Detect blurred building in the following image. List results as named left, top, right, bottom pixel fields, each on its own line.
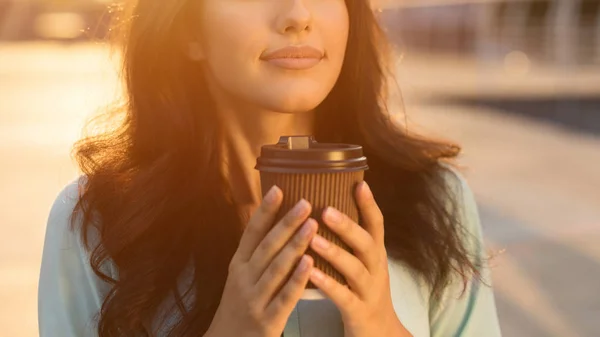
left=381, top=0, right=600, bottom=66
left=0, top=0, right=113, bottom=40
left=3, top=0, right=599, bottom=67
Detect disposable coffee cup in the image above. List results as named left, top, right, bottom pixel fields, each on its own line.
left=255, top=136, right=368, bottom=300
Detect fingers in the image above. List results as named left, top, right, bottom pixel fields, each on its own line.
left=265, top=254, right=314, bottom=318
left=355, top=182, right=385, bottom=245
left=309, top=266, right=358, bottom=318
left=322, top=207, right=380, bottom=273
left=235, top=186, right=283, bottom=262
left=309, top=234, right=370, bottom=299
left=248, top=199, right=312, bottom=279
left=255, top=218, right=318, bottom=306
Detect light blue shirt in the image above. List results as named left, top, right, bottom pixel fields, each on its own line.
left=38, top=172, right=502, bottom=336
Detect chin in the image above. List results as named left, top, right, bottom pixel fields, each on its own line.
left=260, top=88, right=331, bottom=114
left=265, top=99, right=321, bottom=114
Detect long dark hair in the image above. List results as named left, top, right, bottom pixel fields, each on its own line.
left=73, top=0, right=478, bottom=335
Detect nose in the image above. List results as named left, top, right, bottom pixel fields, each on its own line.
left=276, top=0, right=313, bottom=34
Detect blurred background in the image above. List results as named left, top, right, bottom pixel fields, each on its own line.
left=1, top=0, right=599, bottom=336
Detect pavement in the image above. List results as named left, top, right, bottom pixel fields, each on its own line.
left=1, top=42, right=599, bottom=337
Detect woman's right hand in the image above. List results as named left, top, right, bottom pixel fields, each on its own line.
left=205, top=186, right=318, bottom=337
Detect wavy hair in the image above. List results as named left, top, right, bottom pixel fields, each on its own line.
left=73, top=0, right=478, bottom=335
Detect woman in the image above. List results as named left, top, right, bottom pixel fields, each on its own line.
left=38, top=0, right=502, bottom=336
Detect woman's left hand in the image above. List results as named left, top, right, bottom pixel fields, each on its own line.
left=308, top=182, right=412, bottom=337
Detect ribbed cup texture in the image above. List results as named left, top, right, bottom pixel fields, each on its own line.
left=260, top=171, right=364, bottom=289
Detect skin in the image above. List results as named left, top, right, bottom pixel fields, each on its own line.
left=196, top=0, right=349, bottom=114
left=310, top=182, right=413, bottom=337
left=191, top=0, right=412, bottom=336
left=192, top=0, right=350, bottom=214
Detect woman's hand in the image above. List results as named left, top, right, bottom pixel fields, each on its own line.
left=206, top=186, right=318, bottom=337
left=308, top=182, right=412, bottom=337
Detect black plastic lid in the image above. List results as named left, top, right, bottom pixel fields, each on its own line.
left=255, top=136, right=368, bottom=173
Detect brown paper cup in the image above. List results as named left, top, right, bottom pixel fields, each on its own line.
left=255, top=136, right=368, bottom=300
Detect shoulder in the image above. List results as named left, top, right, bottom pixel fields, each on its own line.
left=43, top=177, right=88, bottom=257
left=385, top=165, right=486, bottom=335
left=386, top=163, right=483, bottom=272
left=44, top=177, right=107, bottom=254
left=44, top=176, right=111, bottom=268
left=438, top=163, right=477, bottom=211
left=42, top=176, right=117, bottom=281
left=39, top=177, right=114, bottom=335
left=386, top=164, right=501, bottom=336
left=430, top=166, right=502, bottom=336
left=47, top=178, right=83, bottom=234
left=438, top=164, right=484, bottom=254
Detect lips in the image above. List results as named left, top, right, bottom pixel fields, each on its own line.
left=260, top=45, right=324, bottom=70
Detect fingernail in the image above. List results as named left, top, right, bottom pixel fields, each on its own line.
left=300, top=219, right=315, bottom=237
left=312, top=235, right=330, bottom=250
left=361, top=182, right=373, bottom=199
left=293, top=199, right=310, bottom=217
left=299, top=255, right=311, bottom=272
left=323, top=207, right=342, bottom=224
left=264, top=186, right=280, bottom=204
left=310, top=268, right=325, bottom=282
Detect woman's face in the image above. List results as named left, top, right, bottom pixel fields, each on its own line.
left=194, top=0, right=349, bottom=113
